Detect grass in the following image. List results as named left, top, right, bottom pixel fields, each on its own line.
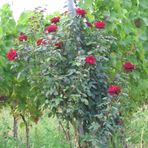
left=0, top=108, right=69, bottom=148
left=126, top=105, right=148, bottom=147
left=0, top=106, right=148, bottom=148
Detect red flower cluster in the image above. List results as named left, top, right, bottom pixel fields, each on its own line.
left=37, top=38, right=46, bottom=46
left=76, top=7, right=87, bottom=16
left=123, top=62, right=135, bottom=72
left=6, top=48, right=17, bottom=61
left=94, top=21, right=106, bottom=29
left=108, top=85, right=121, bottom=96
left=54, top=41, right=63, bottom=47
left=18, top=33, right=27, bottom=41
left=85, top=55, right=96, bottom=65
left=45, top=24, right=58, bottom=33
left=50, top=16, right=60, bottom=23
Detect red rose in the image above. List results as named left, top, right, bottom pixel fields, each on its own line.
left=108, top=85, right=121, bottom=96
left=85, top=22, right=93, bottom=28
left=6, top=48, right=17, bottom=61
left=76, top=8, right=87, bottom=16
left=123, top=62, right=135, bottom=72
left=94, top=21, right=106, bottom=29
left=85, top=55, right=96, bottom=65
left=45, top=24, right=58, bottom=33
left=50, top=16, right=60, bottom=23
left=37, top=38, right=46, bottom=46
left=18, top=32, right=27, bottom=41
left=54, top=41, right=63, bottom=47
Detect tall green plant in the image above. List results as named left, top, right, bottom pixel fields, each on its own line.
left=0, top=4, right=45, bottom=147
left=78, top=0, right=148, bottom=116
left=9, top=4, right=129, bottom=147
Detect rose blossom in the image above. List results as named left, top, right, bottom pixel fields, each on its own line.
left=50, top=16, right=60, bottom=23
left=6, top=48, right=17, bottom=61
left=37, top=38, right=46, bottom=46
left=45, top=24, right=58, bottom=33
left=123, top=62, right=135, bottom=72
left=85, top=55, right=96, bottom=65
left=18, top=32, right=27, bottom=41
left=76, top=8, right=87, bottom=16
left=108, top=85, right=121, bottom=96
left=94, top=21, right=106, bottom=29
left=54, top=41, right=64, bottom=47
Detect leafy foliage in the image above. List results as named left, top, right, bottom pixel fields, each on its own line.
left=7, top=5, right=126, bottom=147
left=78, top=0, right=148, bottom=116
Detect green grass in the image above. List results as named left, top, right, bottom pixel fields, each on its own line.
left=126, top=105, right=148, bottom=147
left=0, top=106, right=148, bottom=148
left=0, top=108, right=69, bottom=148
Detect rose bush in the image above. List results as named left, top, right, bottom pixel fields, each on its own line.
left=7, top=4, right=131, bottom=147
left=0, top=5, right=47, bottom=147
left=78, top=0, right=148, bottom=119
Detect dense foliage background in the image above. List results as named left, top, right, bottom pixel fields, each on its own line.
left=78, top=0, right=148, bottom=116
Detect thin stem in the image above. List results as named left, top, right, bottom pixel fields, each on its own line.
left=20, top=114, right=30, bottom=148
left=59, top=121, right=72, bottom=148
left=13, top=115, right=18, bottom=139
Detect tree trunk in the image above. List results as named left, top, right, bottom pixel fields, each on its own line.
left=72, top=119, right=81, bottom=148
left=13, top=115, right=18, bottom=139
left=59, top=121, right=72, bottom=148
left=21, top=114, right=30, bottom=148
left=66, top=122, right=72, bottom=148
left=74, top=127, right=81, bottom=148
left=72, top=119, right=90, bottom=148
left=78, top=119, right=88, bottom=148
left=25, top=123, right=30, bottom=148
